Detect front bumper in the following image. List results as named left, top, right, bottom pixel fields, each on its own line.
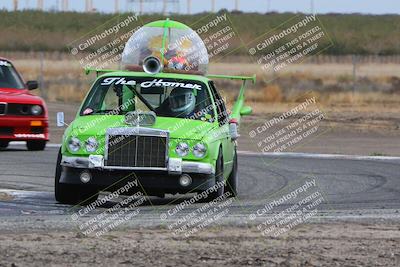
left=60, top=155, right=216, bottom=194
left=61, top=155, right=215, bottom=175
left=0, top=116, right=49, bottom=141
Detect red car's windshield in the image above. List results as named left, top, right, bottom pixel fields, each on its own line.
left=0, top=60, right=25, bottom=89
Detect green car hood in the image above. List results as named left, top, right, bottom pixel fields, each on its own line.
left=70, top=115, right=216, bottom=141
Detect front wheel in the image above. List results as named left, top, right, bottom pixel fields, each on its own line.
left=55, top=149, right=98, bottom=205
left=225, top=148, right=238, bottom=197
left=206, top=148, right=224, bottom=201
left=27, top=140, right=46, bottom=151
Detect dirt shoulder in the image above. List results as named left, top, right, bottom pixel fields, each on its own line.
left=0, top=222, right=399, bottom=266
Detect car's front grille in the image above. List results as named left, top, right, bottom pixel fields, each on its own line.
left=105, top=134, right=168, bottom=168
left=0, top=103, right=6, bottom=115
left=0, top=127, right=13, bottom=136
left=6, top=103, right=32, bottom=115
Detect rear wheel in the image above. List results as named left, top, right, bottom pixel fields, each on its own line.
left=27, top=140, right=46, bottom=151
left=225, top=148, right=238, bottom=197
left=55, top=149, right=98, bottom=205
left=206, top=148, right=224, bottom=201
left=0, top=141, right=9, bottom=149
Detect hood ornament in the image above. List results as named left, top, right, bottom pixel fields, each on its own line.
left=124, top=111, right=156, bottom=127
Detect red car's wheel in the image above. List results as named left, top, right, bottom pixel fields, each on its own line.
left=27, top=140, right=46, bottom=151
left=0, top=140, right=9, bottom=149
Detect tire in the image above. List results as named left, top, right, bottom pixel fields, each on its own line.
left=27, top=140, right=46, bottom=151
left=225, top=148, right=238, bottom=197
left=206, top=148, right=224, bottom=201
left=55, top=149, right=98, bottom=205
left=0, top=141, right=9, bottom=149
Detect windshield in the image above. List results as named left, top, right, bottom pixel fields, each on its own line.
left=80, top=76, right=214, bottom=121
left=0, top=60, right=25, bottom=89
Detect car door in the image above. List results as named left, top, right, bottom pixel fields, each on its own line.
left=208, top=81, right=234, bottom=177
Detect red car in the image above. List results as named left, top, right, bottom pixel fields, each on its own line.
left=0, top=57, right=48, bottom=150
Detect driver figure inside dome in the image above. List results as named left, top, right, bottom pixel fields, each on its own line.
left=169, top=88, right=196, bottom=116
left=156, top=88, right=198, bottom=118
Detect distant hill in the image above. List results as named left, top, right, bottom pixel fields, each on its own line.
left=1, top=10, right=399, bottom=55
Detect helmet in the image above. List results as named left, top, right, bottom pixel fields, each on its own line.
left=169, top=88, right=196, bottom=116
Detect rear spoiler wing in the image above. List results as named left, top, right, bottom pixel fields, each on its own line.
left=206, top=74, right=256, bottom=84
left=85, top=68, right=116, bottom=76
left=207, top=74, right=256, bottom=122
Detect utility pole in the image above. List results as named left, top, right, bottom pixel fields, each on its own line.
left=114, top=0, right=119, bottom=13
left=62, top=0, right=68, bottom=11
left=187, top=0, right=191, bottom=14
left=211, top=0, right=215, bottom=12
left=85, top=0, right=93, bottom=12
left=37, top=0, right=43, bottom=10
left=310, top=0, right=314, bottom=15
left=162, top=0, right=167, bottom=15
left=13, top=0, right=18, bottom=11
left=234, top=0, right=239, bottom=10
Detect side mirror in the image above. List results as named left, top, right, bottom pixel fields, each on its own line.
left=26, top=80, right=39, bottom=90
left=229, top=119, right=239, bottom=141
left=57, top=112, right=65, bottom=127
left=240, top=106, right=252, bottom=116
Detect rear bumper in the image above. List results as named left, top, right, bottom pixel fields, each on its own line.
left=0, top=116, right=49, bottom=141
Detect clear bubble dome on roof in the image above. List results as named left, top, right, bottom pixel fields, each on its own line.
left=121, top=20, right=209, bottom=75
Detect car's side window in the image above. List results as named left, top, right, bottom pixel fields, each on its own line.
left=209, top=81, right=228, bottom=126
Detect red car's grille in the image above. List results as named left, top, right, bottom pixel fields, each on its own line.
left=6, top=103, right=32, bottom=115
left=0, top=127, right=13, bottom=136
left=0, top=103, right=6, bottom=115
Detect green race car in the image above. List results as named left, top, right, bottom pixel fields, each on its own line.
left=55, top=19, right=255, bottom=205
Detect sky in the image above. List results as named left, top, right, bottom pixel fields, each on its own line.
left=2, top=0, right=400, bottom=15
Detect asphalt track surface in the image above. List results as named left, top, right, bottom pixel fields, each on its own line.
left=0, top=144, right=400, bottom=232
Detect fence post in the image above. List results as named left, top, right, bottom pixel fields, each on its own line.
left=352, top=54, right=358, bottom=93
left=39, top=51, right=46, bottom=100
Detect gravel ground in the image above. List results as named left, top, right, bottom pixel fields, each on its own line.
left=1, top=223, right=399, bottom=267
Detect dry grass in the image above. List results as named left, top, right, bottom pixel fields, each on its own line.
left=9, top=58, right=400, bottom=113
left=210, top=62, right=400, bottom=80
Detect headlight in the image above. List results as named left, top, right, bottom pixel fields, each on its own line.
left=68, top=137, right=81, bottom=152
left=175, top=142, right=189, bottom=157
left=193, top=143, right=207, bottom=158
left=85, top=137, right=98, bottom=152
left=31, top=105, right=43, bottom=115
